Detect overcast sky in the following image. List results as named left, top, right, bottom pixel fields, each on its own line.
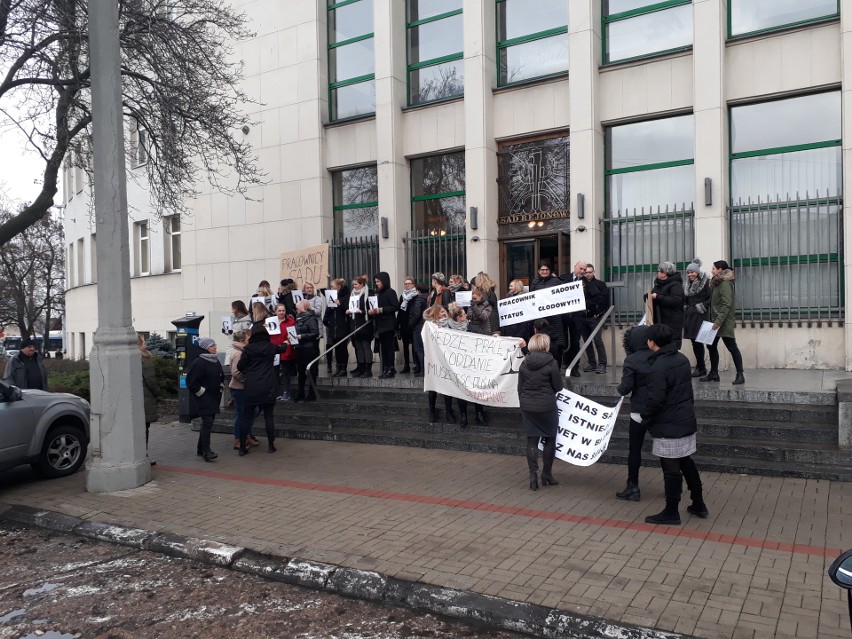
left=0, top=126, right=52, bottom=209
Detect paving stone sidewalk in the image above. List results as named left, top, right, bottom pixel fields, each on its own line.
left=1, top=423, right=850, bottom=639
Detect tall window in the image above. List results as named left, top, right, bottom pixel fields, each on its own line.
left=603, top=0, right=693, bottom=64
left=332, top=166, right=379, bottom=238
left=90, top=234, right=97, bottom=283
left=76, top=238, right=85, bottom=285
left=496, top=0, right=568, bottom=86
left=328, top=0, right=376, bottom=121
left=411, top=151, right=465, bottom=233
left=67, top=243, right=75, bottom=287
left=729, top=0, right=839, bottom=38
left=604, top=114, right=695, bottom=320
left=164, top=216, right=181, bottom=272
left=135, top=221, right=150, bottom=276
left=131, top=119, right=148, bottom=167
left=407, top=0, right=463, bottom=106
left=730, top=91, right=842, bottom=320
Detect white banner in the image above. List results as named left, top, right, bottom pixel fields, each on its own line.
left=551, top=390, right=623, bottom=467
left=695, top=320, right=719, bottom=345
left=497, top=281, right=586, bottom=327
left=422, top=322, right=524, bottom=408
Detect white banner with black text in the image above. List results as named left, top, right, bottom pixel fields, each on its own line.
left=497, top=281, right=586, bottom=327
left=548, top=390, right=623, bottom=467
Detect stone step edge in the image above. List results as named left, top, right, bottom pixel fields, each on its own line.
left=0, top=504, right=690, bottom=639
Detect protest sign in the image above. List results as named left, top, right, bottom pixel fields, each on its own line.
left=221, top=316, right=233, bottom=334
left=265, top=317, right=281, bottom=335
left=497, top=281, right=586, bottom=327
left=291, top=290, right=305, bottom=306
left=326, top=289, right=339, bottom=308
left=287, top=326, right=299, bottom=345
left=348, top=297, right=361, bottom=315
left=422, top=322, right=523, bottom=408
left=550, top=390, right=623, bottom=467
left=368, top=295, right=379, bottom=311
left=695, top=321, right=719, bottom=345
left=279, top=244, right=329, bottom=290
left=455, top=291, right=472, bottom=307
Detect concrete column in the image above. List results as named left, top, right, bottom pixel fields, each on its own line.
left=841, top=7, right=852, bottom=370
left=463, top=0, right=498, bottom=284
left=568, top=0, right=603, bottom=268
left=86, top=1, right=150, bottom=492
left=692, top=0, right=729, bottom=263
left=375, top=0, right=408, bottom=284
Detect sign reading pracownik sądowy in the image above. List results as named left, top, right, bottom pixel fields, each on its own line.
left=547, top=390, right=623, bottom=466
left=422, top=322, right=525, bottom=408
left=497, top=281, right=586, bottom=327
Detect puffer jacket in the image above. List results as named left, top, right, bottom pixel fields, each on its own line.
left=295, top=310, right=320, bottom=347
left=186, top=354, right=224, bottom=416
left=372, top=272, right=399, bottom=335
left=616, top=326, right=654, bottom=414
left=641, top=342, right=697, bottom=439
left=517, top=351, right=564, bottom=413
left=651, top=273, right=685, bottom=336
left=238, top=330, right=288, bottom=405
left=709, top=269, right=737, bottom=338
left=407, top=292, right=428, bottom=335
left=304, top=293, right=325, bottom=338
left=467, top=298, right=493, bottom=335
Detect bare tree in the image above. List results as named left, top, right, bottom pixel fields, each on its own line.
left=0, top=203, right=65, bottom=339
left=0, top=0, right=263, bottom=245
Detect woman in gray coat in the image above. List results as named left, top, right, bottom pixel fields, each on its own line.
left=138, top=334, right=160, bottom=465
left=517, top=333, right=567, bottom=491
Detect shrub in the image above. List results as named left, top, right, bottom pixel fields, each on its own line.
left=43, top=353, right=179, bottom=401
left=147, top=332, right=175, bottom=359
left=153, top=356, right=179, bottom=397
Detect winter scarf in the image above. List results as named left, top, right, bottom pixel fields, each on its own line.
left=199, top=352, right=221, bottom=366
left=400, top=287, right=419, bottom=310
left=448, top=317, right=469, bottom=332
left=684, top=272, right=710, bottom=314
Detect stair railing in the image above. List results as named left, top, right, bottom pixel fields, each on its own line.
left=305, top=318, right=375, bottom=432
left=566, top=305, right=615, bottom=378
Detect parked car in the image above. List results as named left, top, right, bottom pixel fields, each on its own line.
left=0, top=380, right=90, bottom=478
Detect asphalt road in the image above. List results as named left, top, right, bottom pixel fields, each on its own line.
left=0, top=522, right=525, bottom=639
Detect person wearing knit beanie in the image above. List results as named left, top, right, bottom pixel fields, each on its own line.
left=683, top=258, right=710, bottom=378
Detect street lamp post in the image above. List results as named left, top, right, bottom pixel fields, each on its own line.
left=85, top=0, right=150, bottom=492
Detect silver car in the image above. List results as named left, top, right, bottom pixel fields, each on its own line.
left=0, top=380, right=90, bottom=478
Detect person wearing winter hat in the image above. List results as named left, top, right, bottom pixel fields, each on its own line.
left=427, top=272, right=452, bottom=308
left=700, top=260, right=745, bottom=385
left=185, top=337, right=224, bottom=462
left=276, top=279, right=298, bottom=318
left=1, top=337, right=48, bottom=390
left=683, top=259, right=711, bottom=377
left=648, top=261, right=685, bottom=350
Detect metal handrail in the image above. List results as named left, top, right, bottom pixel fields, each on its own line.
left=305, top=316, right=375, bottom=431
left=566, top=305, right=614, bottom=377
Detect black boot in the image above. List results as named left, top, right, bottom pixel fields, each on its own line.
left=526, top=438, right=540, bottom=491
left=203, top=450, right=217, bottom=462
left=691, top=366, right=707, bottom=378
left=732, top=372, right=745, bottom=385
left=475, top=408, right=488, bottom=426
left=459, top=412, right=468, bottom=427
left=616, top=482, right=641, bottom=501
left=333, top=367, right=347, bottom=378
left=361, top=366, right=373, bottom=378
left=699, top=371, right=720, bottom=382
left=326, top=362, right=333, bottom=375
left=445, top=408, right=456, bottom=424
left=541, top=438, right=559, bottom=486
left=529, top=471, right=539, bottom=491
left=681, top=457, right=709, bottom=518
left=350, top=365, right=362, bottom=377
left=428, top=408, right=438, bottom=423
left=401, top=365, right=411, bottom=374
left=645, top=471, right=682, bottom=525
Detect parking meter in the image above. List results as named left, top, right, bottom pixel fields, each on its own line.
left=171, top=314, right=205, bottom=423
left=828, top=549, right=852, bottom=632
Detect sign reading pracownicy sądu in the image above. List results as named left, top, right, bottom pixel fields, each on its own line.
left=549, top=390, right=623, bottom=466
left=497, top=281, right=586, bottom=327
left=422, top=322, right=525, bottom=408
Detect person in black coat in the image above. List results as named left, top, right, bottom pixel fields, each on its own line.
left=186, top=337, right=225, bottom=462
left=427, top=272, right=453, bottom=308
left=640, top=324, right=707, bottom=526
left=518, top=333, right=568, bottom=491
left=294, top=300, right=321, bottom=402
left=581, top=263, right=609, bottom=374
left=326, top=278, right=351, bottom=377
left=237, top=323, right=288, bottom=455
left=683, top=259, right=711, bottom=377
left=407, top=284, right=429, bottom=377
left=532, top=318, right=564, bottom=367
left=276, top=279, right=298, bottom=318
left=346, top=275, right=373, bottom=378
left=614, top=325, right=654, bottom=502
left=529, top=262, right=567, bottom=360
left=397, top=275, right=418, bottom=374
left=649, top=262, right=685, bottom=350
left=369, top=271, right=400, bottom=379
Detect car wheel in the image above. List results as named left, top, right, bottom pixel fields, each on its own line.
left=37, top=424, right=87, bottom=479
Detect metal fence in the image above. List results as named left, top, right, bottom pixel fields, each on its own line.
left=603, top=205, right=695, bottom=325
left=328, top=234, right=380, bottom=282
left=404, top=225, right=467, bottom=285
left=731, top=193, right=843, bottom=326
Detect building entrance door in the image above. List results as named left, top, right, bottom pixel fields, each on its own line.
left=500, top=233, right=569, bottom=290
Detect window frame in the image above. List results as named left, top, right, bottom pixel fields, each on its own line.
left=327, top=0, right=376, bottom=123
left=727, top=0, right=840, bottom=40
left=136, top=221, right=150, bottom=276
left=410, top=151, right=466, bottom=234
left=331, top=165, right=380, bottom=239
left=495, top=0, right=568, bottom=88
left=164, top=216, right=182, bottom=273
left=406, top=2, right=464, bottom=107
left=602, top=0, right=693, bottom=66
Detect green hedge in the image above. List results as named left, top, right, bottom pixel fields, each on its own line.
left=43, top=357, right=179, bottom=402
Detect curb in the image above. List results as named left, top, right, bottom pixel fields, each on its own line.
left=0, top=503, right=692, bottom=639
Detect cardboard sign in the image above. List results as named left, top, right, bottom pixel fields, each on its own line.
left=497, top=281, right=586, bottom=327
left=422, top=322, right=524, bottom=408
left=279, top=243, right=329, bottom=290
left=551, top=390, right=624, bottom=467
left=265, top=317, right=281, bottom=335
left=454, top=291, right=472, bottom=308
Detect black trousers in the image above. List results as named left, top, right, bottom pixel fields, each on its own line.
left=197, top=413, right=214, bottom=455
left=296, top=345, right=320, bottom=398
left=242, top=402, right=274, bottom=446
left=334, top=338, right=349, bottom=369
left=564, top=313, right=584, bottom=370
left=626, top=418, right=648, bottom=484
left=708, top=334, right=744, bottom=373
left=427, top=391, right=453, bottom=411
left=378, top=330, right=396, bottom=372
left=581, top=316, right=607, bottom=366
left=353, top=338, right=372, bottom=367
left=690, top=339, right=706, bottom=368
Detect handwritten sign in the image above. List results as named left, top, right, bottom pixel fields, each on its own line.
left=265, top=317, right=281, bottom=335
left=455, top=291, right=472, bottom=308
left=497, top=281, right=586, bottom=327
left=422, top=322, right=524, bottom=408
left=695, top=320, right=719, bottom=345
left=326, top=290, right=339, bottom=308
left=551, top=390, right=623, bottom=467
left=279, top=244, right=329, bottom=290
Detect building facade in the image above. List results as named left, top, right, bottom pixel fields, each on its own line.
left=64, top=0, right=852, bottom=370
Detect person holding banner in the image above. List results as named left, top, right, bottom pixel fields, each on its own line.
left=423, top=304, right=456, bottom=423
left=369, top=272, right=400, bottom=379
left=500, top=280, right=532, bottom=343
left=518, top=333, right=566, bottom=490
left=700, top=260, right=745, bottom=385
left=641, top=324, right=708, bottom=525
left=472, top=272, right=501, bottom=335
left=467, top=287, right=494, bottom=335
left=347, top=275, right=374, bottom=378
left=530, top=262, right=568, bottom=369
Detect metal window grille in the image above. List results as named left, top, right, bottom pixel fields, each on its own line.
left=328, top=234, right=380, bottom=283
left=404, top=225, right=467, bottom=286
left=603, top=204, right=694, bottom=325
left=731, top=192, right=843, bottom=326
